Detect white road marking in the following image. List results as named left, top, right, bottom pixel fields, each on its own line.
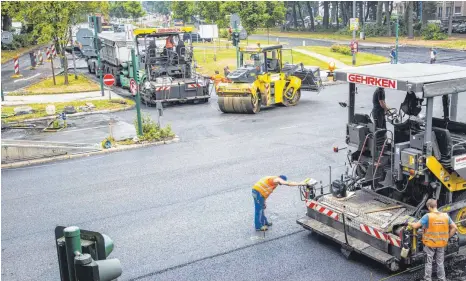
left=279, top=125, right=299, bottom=130
left=61, top=125, right=108, bottom=133
left=13, top=73, right=41, bottom=83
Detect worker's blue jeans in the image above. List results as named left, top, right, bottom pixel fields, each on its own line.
left=252, top=189, right=269, bottom=229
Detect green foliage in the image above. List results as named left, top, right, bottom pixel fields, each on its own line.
left=144, top=1, right=170, bottom=15
left=330, top=44, right=351, bottom=56
left=1, top=33, right=35, bottom=50
left=421, top=23, right=447, bottom=40
left=171, top=1, right=193, bottom=24
left=135, top=114, right=175, bottom=142
left=219, top=28, right=229, bottom=39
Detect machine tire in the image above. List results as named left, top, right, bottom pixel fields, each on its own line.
left=283, top=88, right=301, bottom=106
left=451, top=190, right=466, bottom=246
left=217, top=94, right=260, bottom=114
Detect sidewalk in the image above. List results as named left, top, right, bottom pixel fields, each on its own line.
left=293, top=48, right=349, bottom=68
left=2, top=90, right=125, bottom=106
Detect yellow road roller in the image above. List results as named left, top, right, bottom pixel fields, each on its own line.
left=216, top=45, right=322, bottom=114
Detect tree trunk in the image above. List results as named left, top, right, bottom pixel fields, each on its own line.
left=448, top=1, right=454, bottom=36
left=407, top=1, right=414, bottom=39
left=385, top=1, right=391, bottom=36
left=359, top=1, right=364, bottom=26
left=2, top=15, right=12, bottom=31
left=342, top=2, right=348, bottom=26
left=365, top=1, right=371, bottom=21
left=306, top=1, right=315, bottom=31
left=421, top=1, right=427, bottom=28
left=376, top=1, right=383, bottom=26
left=323, top=1, right=330, bottom=29
left=292, top=2, right=299, bottom=29
left=336, top=1, right=340, bottom=29
left=297, top=2, right=305, bottom=29
left=330, top=2, right=336, bottom=26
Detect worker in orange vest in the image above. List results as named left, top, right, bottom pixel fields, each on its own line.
left=166, top=35, right=174, bottom=50
left=409, top=199, right=457, bottom=281
left=252, top=175, right=311, bottom=231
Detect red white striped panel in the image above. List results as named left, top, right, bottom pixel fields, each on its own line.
left=359, top=224, right=401, bottom=248
left=155, top=87, right=171, bottom=91
left=306, top=200, right=339, bottom=221
left=188, top=84, right=202, bottom=88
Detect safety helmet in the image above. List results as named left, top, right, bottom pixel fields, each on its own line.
left=331, top=180, right=347, bottom=198
left=279, top=175, right=287, bottom=181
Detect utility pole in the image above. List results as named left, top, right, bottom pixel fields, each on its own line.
left=131, top=48, right=143, bottom=136
left=352, top=0, right=356, bottom=66
left=395, top=15, right=399, bottom=64
left=93, top=16, right=104, bottom=97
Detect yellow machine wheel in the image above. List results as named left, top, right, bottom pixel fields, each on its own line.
left=218, top=95, right=260, bottom=114
left=283, top=88, right=301, bottom=106
left=455, top=207, right=466, bottom=235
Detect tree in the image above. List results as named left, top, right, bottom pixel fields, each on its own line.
left=109, top=1, right=144, bottom=19
left=335, top=1, right=339, bottom=29
left=305, top=1, right=315, bottom=31
left=297, top=2, right=305, bottom=29
left=384, top=1, right=391, bottom=36
left=406, top=1, right=414, bottom=39
left=291, top=2, right=299, bottom=29
left=144, top=1, right=170, bottom=15
left=323, top=1, right=329, bottom=29
left=171, top=2, right=193, bottom=24
left=376, top=1, right=383, bottom=26
left=7, top=1, right=108, bottom=85
left=264, top=1, right=286, bottom=30
left=447, top=1, right=454, bottom=36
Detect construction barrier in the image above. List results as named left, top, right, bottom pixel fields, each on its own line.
left=46, top=47, right=51, bottom=62
left=37, top=50, right=44, bottom=65
left=11, top=56, right=22, bottom=78
left=51, top=44, right=57, bottom=58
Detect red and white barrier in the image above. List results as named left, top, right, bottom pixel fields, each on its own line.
left=155, top=86, right=171, bottom=92
left=187, top=83, right=202, bottom=89
left=359, top=224, right=401, bottom=248
left=51, top=44, right=57, bottom=58
left=11, top=56, right=22, bottom=78
left=46, top=47, right=51, bottom=61
left=306, top=200, right=340, bottom=221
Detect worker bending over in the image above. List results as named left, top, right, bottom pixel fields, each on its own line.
left=409, top=199, right=457, bottom=281
left=252, top=175, right=309, bottom=231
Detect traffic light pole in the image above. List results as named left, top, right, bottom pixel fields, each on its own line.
left=64, top=226, right=81, bottom=281
left=131, top=48, right=143, bottom=136
left=93, top=16, right=104, bottom=97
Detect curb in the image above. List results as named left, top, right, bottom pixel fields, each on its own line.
left=3, top=105, right=135, bottom=125
left=1, top=136, right=180, bottom=169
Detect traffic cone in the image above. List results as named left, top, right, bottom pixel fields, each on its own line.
left=11, top=55, right=23, bottom=78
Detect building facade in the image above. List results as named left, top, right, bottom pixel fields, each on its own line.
left=437, top=1, right=466, bottom=19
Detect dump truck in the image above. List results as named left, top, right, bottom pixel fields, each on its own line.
left=87, top=32, right=143, bottom=90
left=215, top=45, right=323, bottom=114
left=297, top=63, right=466, bottom=271
left=133, top=27, right=210, bottom=106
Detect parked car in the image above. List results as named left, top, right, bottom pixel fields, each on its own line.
left=183, top=33, right=212, bottom=42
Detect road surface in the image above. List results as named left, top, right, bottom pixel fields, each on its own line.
left=3, top=82, right=466, bottom=281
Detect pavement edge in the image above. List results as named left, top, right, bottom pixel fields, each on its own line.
left=1, top=136, right=180, bottom=169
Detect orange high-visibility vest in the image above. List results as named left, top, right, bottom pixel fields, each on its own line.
left=166, top=36, right=174, bottom=49
left=422, top=212, right=450, bottom=248
left=253, top=176, right=278, bottom=199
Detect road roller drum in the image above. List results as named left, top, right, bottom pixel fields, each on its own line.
left=217, top=95, right=260, bottom=114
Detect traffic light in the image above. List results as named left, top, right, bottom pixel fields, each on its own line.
left=232, top=32, right=240, bottom=47
left=55, top=226, right=122, bottom=281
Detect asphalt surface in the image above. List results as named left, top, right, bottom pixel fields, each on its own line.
left=3, top=82, right=466, bottom=281
left=250, top=35, right=466, bottom=67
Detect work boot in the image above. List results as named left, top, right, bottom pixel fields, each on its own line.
left=256, top=226, right=268, bottom=231
left=266, top=222, right=273, bottom=227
